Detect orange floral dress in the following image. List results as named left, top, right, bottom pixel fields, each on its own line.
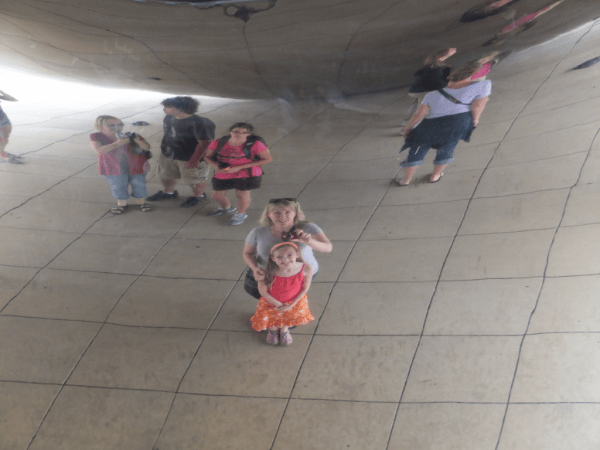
left=250, top=265, right=314, bottom=331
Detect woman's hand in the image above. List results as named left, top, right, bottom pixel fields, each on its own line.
left=402, top=127, right=411, bottom=138
left=221, top=166, right=243, bottom=173
left=116, top=137, right=129, bottom=146
left=291, top=230, right=312, bottom=245
left=253, top=267, right=266, bottom=281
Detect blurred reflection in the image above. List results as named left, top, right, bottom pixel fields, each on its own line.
left=0, top=89, right=23, bottom=165
left=483, top=0, right=566, bottom=46
left=460, top=0, right=523, bottom=23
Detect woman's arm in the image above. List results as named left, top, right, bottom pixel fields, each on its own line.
left=90, top=137, right=129, bottom=155
left=258, top=280, right=282, bottom=307
left=277, top=264, right=313, bottom=311
left=0, top=90, right=17, bottom=101
left=470, top=97, right=489, bottom=126
left=221, top=149, right=272, bottom=174
left=243, top=242, right=265, bottom=279
left=292, top=231, right=333, bottom=253
left=403, top=104, right=429, bottom=138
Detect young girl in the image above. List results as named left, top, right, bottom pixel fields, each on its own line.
left=250, top=242, right=314, bottom=345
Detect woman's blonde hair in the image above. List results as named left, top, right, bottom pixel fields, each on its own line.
left=259, top=199, right=307, bottom=227
left=94, top=115, right=121, bottom=131
left=448, top=62, right=484, bottom=82
left=264, top=242, right=304, bottom=287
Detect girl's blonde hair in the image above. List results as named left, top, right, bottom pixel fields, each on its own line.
left=264, top=242, right=304, bottom=287
left=94, top=115, right=121, bottom=131
left=259, top=199, right=308, bottom=228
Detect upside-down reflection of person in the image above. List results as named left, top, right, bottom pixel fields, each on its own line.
left=396, top=63, right=491, bottom=186
left=482, top=0, right=565, bottom=46
left=460, top=0, right=523, bottom=23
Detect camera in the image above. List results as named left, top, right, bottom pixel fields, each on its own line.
left=282, top=230, right=300, bottom=240
left=116, top=131, right=134, bottom=139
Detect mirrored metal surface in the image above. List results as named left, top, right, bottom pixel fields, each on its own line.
left=0, top=0, right=598, bottom=99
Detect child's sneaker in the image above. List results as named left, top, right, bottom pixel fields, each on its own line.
left=227, top=213, right=248, bottom=226
left=206, top=206, right=237, bottom=216
left=266, top=330, right=279, bottom=345
left=279, top=330, right=293, bottom=346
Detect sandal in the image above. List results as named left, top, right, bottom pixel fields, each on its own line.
left=429, top=172, right=443, bottom=183
left=266, top=330, right=279, bottom=345
left=279, top=330, right=293, bottom=346
left=139, top=203, right=152, bottom=212
left=110, top=205, right=128, bottom=215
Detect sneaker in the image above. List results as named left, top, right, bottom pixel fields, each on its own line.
left=266, top=330, right=279, bottom=345
left=227, top=213, right=248, bottom=226
left=279, top=330, right=293, bottom=345
left=146, top=190, right=179, bottom=201
left=180, top=194, right=206, bottom=208
left=206, top=206, right=237, bottom=216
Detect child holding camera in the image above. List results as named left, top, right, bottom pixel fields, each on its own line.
left=250, top=242, right=314, bottom=345
left=90, top=115, right=152, bottom=214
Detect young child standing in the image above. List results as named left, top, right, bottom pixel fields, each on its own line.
left=250, top=242, right=314, bottom=345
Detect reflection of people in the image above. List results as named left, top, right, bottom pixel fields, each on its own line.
left=397, top=63, right=491, bottom=186
left=242, top=199, right=332, bottom=298
left=204, top=123, right=272, bottom=226
left=0, top=89, right=23, bottom=164
left=483, top=0, right=565, bottom=46
left=460, top=0, right=523, bottom=23
left=90, top=116, right=152, bottom=214
left=147, top=96, right=215, bottom=208
left=404, top=48, right=456, bottom=124
left=250, top=242, right=314, bottom=346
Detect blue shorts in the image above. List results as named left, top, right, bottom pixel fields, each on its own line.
left=104, top=173, right=148, bottom=200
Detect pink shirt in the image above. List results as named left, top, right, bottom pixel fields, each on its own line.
left=209, top=139, right=268, bottom=179
left=90, top=132, right=150, bottom=176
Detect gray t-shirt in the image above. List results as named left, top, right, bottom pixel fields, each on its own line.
left=245, top=223, right=324, bottom=273
left=423, top=80, right=492, bottom=119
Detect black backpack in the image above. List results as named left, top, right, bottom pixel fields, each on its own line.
left=213, top=135, right=266, bottom=175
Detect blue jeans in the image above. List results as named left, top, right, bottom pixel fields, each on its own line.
left=104, top=173, right=148, bottom=200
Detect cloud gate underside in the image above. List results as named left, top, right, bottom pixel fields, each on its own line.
left=1, top=0, right=598, bottom=99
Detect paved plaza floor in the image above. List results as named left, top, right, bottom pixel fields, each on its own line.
left=1, top=22, right=600, bottom=450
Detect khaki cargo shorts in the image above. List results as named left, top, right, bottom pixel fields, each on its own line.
left=157, top=153, right=211, bottom=184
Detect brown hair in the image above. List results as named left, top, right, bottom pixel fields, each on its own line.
left=264, top=243, right=304, bottom=287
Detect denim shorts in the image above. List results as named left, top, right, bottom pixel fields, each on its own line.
left=104, top=173, right=148, bottom=200
left=400, top=143, right=456, bottom=167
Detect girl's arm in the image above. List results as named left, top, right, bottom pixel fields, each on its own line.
left=277, top=264, right=313, bottom=312
left=90, top=137, right=129, bottom=155
left=470, top=97, right=489, bottom=126
left=203, top=144, right=223, bottom=172
left=132, top=134, right=151, bottom=150
left=242, top=243, right=265, bottom=280
left=402, top=103, right=429, bottom=138
left=0, top=90, right=17, bottom=101
left=221, top=149, right=272, bottom=173
left=292, top=231, right=332, bottom=253
left=258, top=280, right=283, bottom=307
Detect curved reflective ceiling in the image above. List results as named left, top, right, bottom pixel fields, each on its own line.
left=1, top=0, right=598, bottom=99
